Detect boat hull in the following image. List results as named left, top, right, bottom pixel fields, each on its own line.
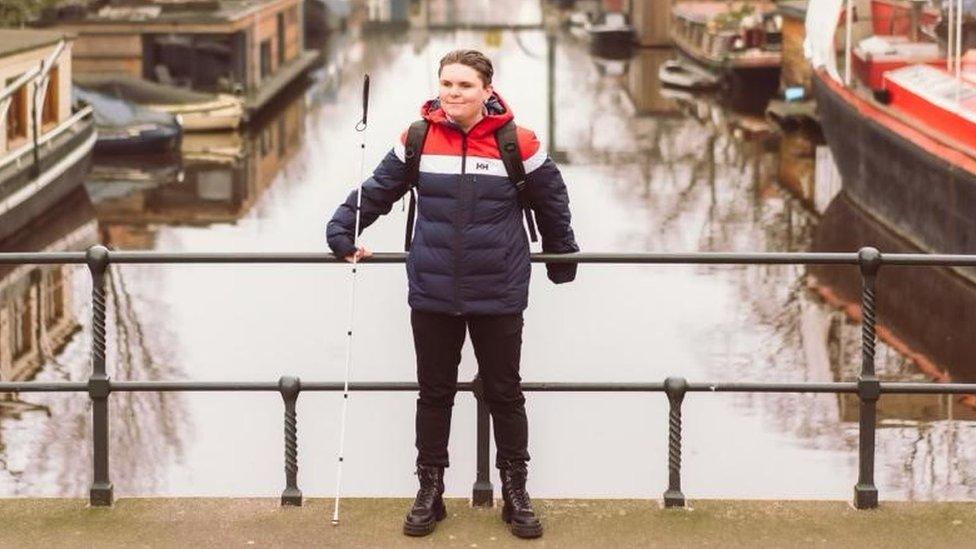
left=176, top=112, right=242, bottom=131
left=0, top=114, right=96, bottom=243
left=812, top=69, right=976, bottom=263
left=94, top=125, right=181, bottom=156
left=149, top=95, right=244, bottom=132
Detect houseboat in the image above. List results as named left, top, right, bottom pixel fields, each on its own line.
left=668, top=1, right=782, bottom=112
left=808, top=0, right=976, bottom=278
left=0, top=29, right=96, bottom=243
left=42, top=0, right=318, bottom=121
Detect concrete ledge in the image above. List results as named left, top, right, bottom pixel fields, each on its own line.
left=0, top=498, right=974, bottom=547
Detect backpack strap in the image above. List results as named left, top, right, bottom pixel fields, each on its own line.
left=495, top=119, right=538, bottom=243
left=403, top=119, right=429, bottom=251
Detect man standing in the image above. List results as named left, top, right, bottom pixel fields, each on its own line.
left=327, top=49, right=578, bottom=539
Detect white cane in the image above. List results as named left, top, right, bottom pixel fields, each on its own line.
left=332, top=74, right=370, bottom=526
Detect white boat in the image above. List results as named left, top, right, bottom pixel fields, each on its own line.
left=0, top=30, right=96, bottom=242
left=74, top=73, right=244, bottom=131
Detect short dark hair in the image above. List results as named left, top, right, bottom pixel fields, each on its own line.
left=438, top=49, right=493, bottom=86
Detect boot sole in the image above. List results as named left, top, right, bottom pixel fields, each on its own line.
left=402, top=502, right=447, bottom=537
left=502, top=504, right=544, bottom=539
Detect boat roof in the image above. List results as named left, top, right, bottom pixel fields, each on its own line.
left=885, top=64, right=976, bottom=125
left=74, top=73, right=216, bottom=105
left=672, top=1, right=779, bottom=24
left=0, top=29, right=70, bottom=59
left=72, top=86, right=179, bottom=128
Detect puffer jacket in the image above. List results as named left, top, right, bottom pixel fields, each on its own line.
left=327, top=92, right=578, bottom=315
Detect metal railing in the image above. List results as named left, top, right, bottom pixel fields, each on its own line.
left=2, top=246, right=976, bottom=509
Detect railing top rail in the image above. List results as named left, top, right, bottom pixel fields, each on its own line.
left=3, top=380, right=975, bottom=394
left=6, top=249, right=976, bottom=267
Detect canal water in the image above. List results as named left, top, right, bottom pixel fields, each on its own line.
left=2, top=6, right=976, bottom=501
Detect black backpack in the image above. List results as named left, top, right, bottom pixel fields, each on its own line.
left=402, top=118, right=538, bottom=251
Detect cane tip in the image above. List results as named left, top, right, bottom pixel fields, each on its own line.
left=331, top=518, right=340, bottom=526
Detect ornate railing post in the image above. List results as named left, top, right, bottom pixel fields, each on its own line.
left=471, top=375, right=494, bottom=506
left=279, top=376, right=302, bottom=506
left=854, top=247, right=881, bottom=509
left=663, top=376, right=688, bottom=508
left=86, top=245, right=113, bottom=506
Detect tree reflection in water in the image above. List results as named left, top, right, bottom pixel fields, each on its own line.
left=0, top=262, right=188, bottom=497
left=600, top=83, right=976, bottom=500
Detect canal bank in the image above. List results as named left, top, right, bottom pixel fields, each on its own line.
left=1, top=498, right=974, bottom=548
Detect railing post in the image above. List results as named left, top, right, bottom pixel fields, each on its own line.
left=471, top=375, right=494, bottom=506
left=86, top=245, right=113, bottom=507
left=854, top=247, right=881, bottom=509
left=663, top=376, right=688, bottom=508
left=279, top=376, right=303, bottom=506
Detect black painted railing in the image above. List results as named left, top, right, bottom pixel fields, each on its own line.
left=2, top=246, right=976, bottom=509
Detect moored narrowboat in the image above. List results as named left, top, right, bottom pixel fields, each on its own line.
left=0, top=30, right=96, bottom=243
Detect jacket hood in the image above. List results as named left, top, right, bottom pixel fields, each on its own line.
left=420, top=91, right=514, bottom=136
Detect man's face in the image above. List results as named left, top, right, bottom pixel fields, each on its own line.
left=438, top=63, right=492, bottom=125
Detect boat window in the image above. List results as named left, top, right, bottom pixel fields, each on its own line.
left=5, top=77, right=29, bottom=143
left=42, top=66, right=59, bottom=129
left=197, top=169, right=233, bottom=201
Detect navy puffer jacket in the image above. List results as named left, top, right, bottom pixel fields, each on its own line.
left=327, top=93, right=578, bottom=315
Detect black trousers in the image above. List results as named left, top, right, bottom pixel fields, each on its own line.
left=411, top=309, right=530, bottom=469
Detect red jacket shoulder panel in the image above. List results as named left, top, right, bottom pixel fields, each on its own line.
left=515, top=126, right=541, bottom=161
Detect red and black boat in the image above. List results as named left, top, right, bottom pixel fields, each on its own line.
left=809, top=0, right=976, bottom=276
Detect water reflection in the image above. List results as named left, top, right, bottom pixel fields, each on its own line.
left=0, top=189, right=92, bottom=390
left=0, top=188, right=189, bottom=496
left=810, top=194, right=976, bottom=388
left=804, top=193, right=976, bottom=500
left=88, top=83, right=307, bottom=249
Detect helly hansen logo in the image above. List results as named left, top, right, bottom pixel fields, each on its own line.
left=475, top=162, right=489, bottom=171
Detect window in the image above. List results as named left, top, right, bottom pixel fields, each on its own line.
left=43, top=268, right=64, bottom=328
left=42, top=66, right=59, bottom=128
left=11, top=294, right=33, bottom=359
left=259, top=126, right=273, bottom=157
left=277, top=118, right=286, bottom=157
left=277, top=13, right=286, bottom=66
left=5, top=77, right=29, bottom=142
left=260, top=39, right=272, bottom=80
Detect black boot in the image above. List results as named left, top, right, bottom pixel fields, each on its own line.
left=402, top=465, right=446, bottom=536
left=500, top=462, right=543, bottom=539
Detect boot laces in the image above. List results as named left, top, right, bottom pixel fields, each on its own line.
left=414, top=467, right=441, bottom=507
left=504, top=468, right=531, bottom=509
left=510, top=486, right=531, bottom=509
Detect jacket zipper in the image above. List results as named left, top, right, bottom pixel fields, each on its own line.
left=453, top=133, right=468, bottom=315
